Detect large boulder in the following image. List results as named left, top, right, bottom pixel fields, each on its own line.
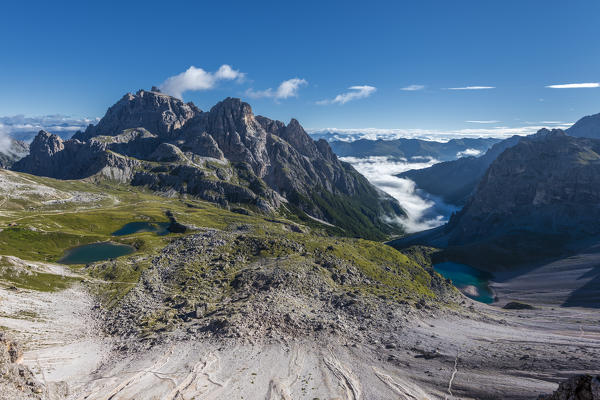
left=538, top=375, right=600, bottom=400
left=0, top=332, right=45, bottom=399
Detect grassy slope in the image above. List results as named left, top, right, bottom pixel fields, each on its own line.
left=0, top=170, right=452, bottom=307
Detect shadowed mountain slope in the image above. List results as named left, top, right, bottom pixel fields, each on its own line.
left=391, top=130, right=600, bottom=268
left=397, top=135, right=521, bottom=206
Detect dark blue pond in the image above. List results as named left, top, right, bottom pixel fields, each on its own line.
left=434, top=262, right=495, bottom=304
left=58, top=242, right=135, bottom=265
left=112, top=222, right=170, bottom=236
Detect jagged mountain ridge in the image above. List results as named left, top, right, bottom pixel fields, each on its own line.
left=13, top=89, right=405, bottom=239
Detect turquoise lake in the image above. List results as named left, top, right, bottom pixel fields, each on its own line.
left=434, top=262, right=495, bottom=304
left=112, top=221, right=170, bottom=236
left=58, top=242, right=135, bottom=265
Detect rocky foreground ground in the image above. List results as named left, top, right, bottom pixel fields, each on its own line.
left=1, top=229, right=599, bottom=399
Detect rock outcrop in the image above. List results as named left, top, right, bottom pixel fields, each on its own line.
left=13, top=89, right=405, bottom=239
left=73, top=89, right=200, bottom=141
left=538, top=374, right=600, bottom=400
left=0, top=332, right=45, bottom=399
left=12, top=130, right=139, bottom=181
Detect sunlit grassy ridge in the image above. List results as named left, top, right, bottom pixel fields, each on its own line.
left=0, top=170, right=261, bottom=262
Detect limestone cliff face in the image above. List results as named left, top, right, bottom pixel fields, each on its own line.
left=13, top=89, right=405, bottom=239
left=12, top=130, right=138, bottom=182
left=446, top=130, right=600, bottom=244
left=73, top=89, right=200, bottom=141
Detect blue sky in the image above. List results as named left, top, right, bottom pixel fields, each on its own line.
left=1, top=0, right=599, bottom=137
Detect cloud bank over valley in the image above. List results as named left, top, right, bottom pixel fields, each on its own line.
left=340, top=156, right=458, bottom=232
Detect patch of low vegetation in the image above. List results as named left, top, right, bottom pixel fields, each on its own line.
left=0, top=228, right=104, bottom=262
left=0, top=264, right=79, bottom=292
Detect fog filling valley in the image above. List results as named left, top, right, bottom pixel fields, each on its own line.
left=340, top=156, right=458, bottom=232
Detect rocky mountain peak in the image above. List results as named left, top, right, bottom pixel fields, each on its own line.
left=73, top=89, right=201, bottom=141
left=190, top=97, right=270, bottom=177
left=30, top=130, right=64, bottom=156
left=255, top=115, right=285, bottom=135
left=567, top=112, right=600, bottom=139
left=209, top=97, right=252, bottom=117
left=13, top=93, right=406, bottom=239
left=278, top=118, right=319, bottom=157
left=530, top=128, right=566, bottom=140
left=205, top=97, right=259, bottom=137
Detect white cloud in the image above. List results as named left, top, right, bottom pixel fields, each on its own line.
left=456, top=148, right=482, bottom=158
left=276, top=78, right=307, bottom=98
left=465, top=120, right=500, bottom=124
left=308, top=122, right=574, bottom=142
left=317, top=85, right=376, bottom=105
left=246, top=78, right=307, bottom=100
left=0, top=115, right=94, bottom=141
left=546, top=82, right=599, bottom=89
left=213, top=65, right=243, bottom=80
left=340, top=156, right=457, bottom=232
left=447, top=86, right=495, bottom=90
left=0, top=124, right=12, bottom=155
left=401, top=84, right=425, bottom=91
left=159, top=65, right=245, bottom=99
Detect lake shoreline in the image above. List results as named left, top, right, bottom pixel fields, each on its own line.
left=58, top=241, right=135, bottom=265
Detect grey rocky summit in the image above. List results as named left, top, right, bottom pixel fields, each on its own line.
left=13, top=89, right=405, bottom=239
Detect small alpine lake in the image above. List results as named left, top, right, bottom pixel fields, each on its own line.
left=111, top=221, right=171, bottom=236
left=434, top=261, right=495, bottom=304
left=58, top=242, right=135, bottom=265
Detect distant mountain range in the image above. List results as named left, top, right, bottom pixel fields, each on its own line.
left=11, top=89, right=405, bottom=240
left=397, top=112, right=600, bottom=207
left=326, top=137, right=501, bottom=162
